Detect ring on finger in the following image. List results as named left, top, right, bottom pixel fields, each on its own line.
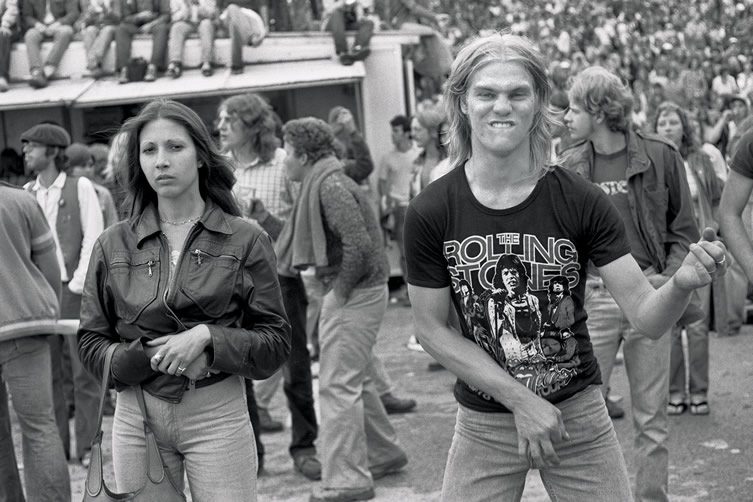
left=152, top=353, right=164, bottom=363
left=716, top=255, right=726, bottom=266
left=176, top=365, right=186, bottom=376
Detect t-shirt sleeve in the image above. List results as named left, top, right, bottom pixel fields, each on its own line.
left=404, top=203, right=451, bottom=288
left=730, top=130, right=753, bottom=179
left=582, top=184, right=631, bottom=267
left=23, top=194, right=56, bottom=256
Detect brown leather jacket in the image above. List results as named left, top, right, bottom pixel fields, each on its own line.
left=78, top=199, right=290, bottom=403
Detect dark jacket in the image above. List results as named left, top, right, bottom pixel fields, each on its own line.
left=22, top=0, right=79, bottom=28
left=78, top=200, right=291, bottom=403
left=560, top=128, right=700, bottom=275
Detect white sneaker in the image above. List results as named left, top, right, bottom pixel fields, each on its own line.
left=406, top=335, right=425, bottom=352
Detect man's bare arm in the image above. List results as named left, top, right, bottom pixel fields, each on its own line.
left=720, top=170, right=753, bottom=280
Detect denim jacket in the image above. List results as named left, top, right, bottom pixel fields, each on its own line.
left=78, top=199, right=290, bottom=403
left=560, top=128, right=700, bottom=276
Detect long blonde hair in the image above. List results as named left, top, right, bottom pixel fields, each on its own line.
left=443, top=32, right=558, bottom=172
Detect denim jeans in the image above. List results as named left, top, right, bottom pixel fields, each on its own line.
left=0, top=29, right=18, bottom=79
left=115, top=21, right=169, bottom=70
left=326, top=7, right=374, bottom=55
left=319, top=284, right=405, bottom=489
left=82, top=25, right=116, bottom=68
left=670, top=285, right=709, bottom=401
left=113, top=376, right=256, bottom=502
left=0, top=375, right=25, bottom=502
left=23, top=24, right=74, bottom=71
left=442, top=386, right=631, bottom=502
left=168, top=19, right=214, bottom=64
left=585, top=279, right=670, bottom=502
left=0, top=336, right=71, bottom=502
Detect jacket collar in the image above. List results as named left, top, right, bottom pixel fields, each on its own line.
left=568, top=128, right=650, bottom=179
left=133, top=198, right=233, bottom=246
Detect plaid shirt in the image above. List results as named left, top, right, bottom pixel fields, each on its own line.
left=230, top=147, right=298, bottom=221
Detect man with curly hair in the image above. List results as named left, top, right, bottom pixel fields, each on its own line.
left=277, top=117, right=407, bottom=502
left=562, top=66, right=699, bottom=502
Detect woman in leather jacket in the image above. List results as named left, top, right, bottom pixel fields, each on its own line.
left=654, top=101, right=724, bottom=417
left=77, top=99, right=290, bottom=501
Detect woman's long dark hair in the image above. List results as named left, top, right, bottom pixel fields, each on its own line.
left=121, top=99, right=241, bottom=218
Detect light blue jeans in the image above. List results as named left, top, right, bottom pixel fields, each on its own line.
left=319, top=284, right=406, bottom=489
left=585, top=279, right=670, bottom=502
left=442, top=386, right=631, bottom=502
left=670, top=285, right=709, bottom=402
left=0, top=336, right=71, bottom=502
left=112, top=376, right=257, bottom=502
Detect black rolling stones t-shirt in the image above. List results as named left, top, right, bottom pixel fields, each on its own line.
left=405, top=166, right=631, bottom=412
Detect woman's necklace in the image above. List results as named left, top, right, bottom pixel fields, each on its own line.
left=159, top=215, right=202, bottom=225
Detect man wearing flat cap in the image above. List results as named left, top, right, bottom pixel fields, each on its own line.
left=22, top=123, right=104, bottom=466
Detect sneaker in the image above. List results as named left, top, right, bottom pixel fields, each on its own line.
left=309, top=486, right=375, bottom=502
left=293, top=453, right=322, bottom=481
left=118, top=67, right=129, bottom=84
left=380, top=392, right=416, bottom=414
left=201, top=61, right=213, bottom=77
left=605, top=398, right=625, bottom=419
left=406, top=335, right=424, bottom=352
left=42, top=64, right=56, bottom=79
left=349, top=45, right=371, bottom=61
left=144, top=64, right=157, bottom=82
left=231, top=65, right=244, bottom=75
left=339, top=52, right=355, bottom=66
left=258, top=407, right=284, bottom=433
left=427, top=361, right=445, bottom=372
left=0, top=76, right=9, bottom=92
left=28, top=68, right=47, bottom=89
left=79, top=450, right=92, bottom=468
left=166, top=62, right=181, bottom=79
left=369, top=452, right=408, bottom=480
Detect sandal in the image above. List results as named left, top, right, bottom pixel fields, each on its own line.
left=690, top=401, right=710, bottom=415
left=667, top=399, right=687, bottom=415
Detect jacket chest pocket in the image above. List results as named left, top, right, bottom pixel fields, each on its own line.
left=109, top=250, right=160, bottom=322
left=181, top=244, right=241, bottom=318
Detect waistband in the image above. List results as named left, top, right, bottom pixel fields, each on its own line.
left=191, top=372, right=231, bottom=390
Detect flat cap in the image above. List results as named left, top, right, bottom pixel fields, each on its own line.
left=20, top=124, right=71, bottom=148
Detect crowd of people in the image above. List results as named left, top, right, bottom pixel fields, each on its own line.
left=2, top=1, right=753, bottom=502
left=0, top=0, right=451, bottom=91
